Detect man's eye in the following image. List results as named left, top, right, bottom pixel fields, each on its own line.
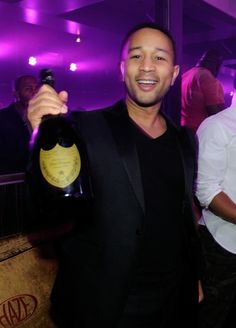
left=130, top=55, right=141, bottom=59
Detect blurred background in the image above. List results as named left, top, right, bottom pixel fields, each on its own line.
left=0, top=0, right=236, bottom=111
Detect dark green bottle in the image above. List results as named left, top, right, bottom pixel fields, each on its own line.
left=28, top=69, right=93, bottom=216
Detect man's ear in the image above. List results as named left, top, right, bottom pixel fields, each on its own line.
left=171, top=65, right=180, bottom=86
left=120, top=61, right=125, bottom=82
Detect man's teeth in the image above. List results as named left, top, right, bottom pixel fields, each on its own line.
left=137, top=80, right=156, bottom=84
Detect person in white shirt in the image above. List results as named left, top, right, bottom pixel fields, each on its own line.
left=196, top=75, right=236, bottom=328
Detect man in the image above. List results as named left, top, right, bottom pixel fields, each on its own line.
left=196, top=75, right=236, bottom=328
left=181, top=48, right=225, bottom=133
left=28, top=23, right=203, bottom=328
left=0, top=75, right=38, bottom=174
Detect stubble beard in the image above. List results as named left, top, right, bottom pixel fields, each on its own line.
left=128, top=89, right=163, bottom=108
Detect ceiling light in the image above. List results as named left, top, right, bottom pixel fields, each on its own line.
left=70, top=63, right=77, bottom=71
left=28, top=56, right=37, bottom=66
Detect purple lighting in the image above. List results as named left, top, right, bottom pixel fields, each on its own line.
left=23, top=8, right=39, bottom=25
left=34, top=52, right=63, bottom=66
left=66, top=20, right=80, bottom=35
left=0, top=42, right=13, bottom=58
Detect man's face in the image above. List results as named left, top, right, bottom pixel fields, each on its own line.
left=120, top=28, right=179, bottom=108
left=15, top=76, right=38, bottom=107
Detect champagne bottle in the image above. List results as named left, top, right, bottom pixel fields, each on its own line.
left=28, top=69, right=93, bottom=217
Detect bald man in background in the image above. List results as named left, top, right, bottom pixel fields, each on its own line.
left=0, top=75, right=38, bottom=174
left=181, top=48, right=226, bottom=133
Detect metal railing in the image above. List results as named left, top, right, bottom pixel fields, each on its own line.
left=0, top=173, right=32, bottom=238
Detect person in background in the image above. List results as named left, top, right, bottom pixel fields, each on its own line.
left=27, top=22, right=203, bottom=328
left=181, top=48, right=226, bottom=133
left=196, top=75, right=236, bottom=328
left=0, top=75, right=38, bottom=174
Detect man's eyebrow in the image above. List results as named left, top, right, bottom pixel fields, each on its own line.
left=128, top=46, right=171, bottom=55
left=128, top=46, right=141, bottom=53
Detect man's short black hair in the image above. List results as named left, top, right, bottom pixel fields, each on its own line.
left=196, top=48, right=223, bottom=67
left=120, top=22, right=177, bottom=64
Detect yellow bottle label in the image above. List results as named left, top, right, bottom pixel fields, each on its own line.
left=40, top=143, right=81, bottom=188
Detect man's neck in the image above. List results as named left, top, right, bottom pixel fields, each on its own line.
left=126, top=99, right=166, bottom=138
left=15, top=102, right=27, bottom=121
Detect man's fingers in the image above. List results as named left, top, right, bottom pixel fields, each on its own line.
left=59, top=90, right=68, bottom=104
left=27, top=84, right=68, bottom=130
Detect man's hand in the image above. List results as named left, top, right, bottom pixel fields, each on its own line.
left=27, top=84, right=68, bottom=130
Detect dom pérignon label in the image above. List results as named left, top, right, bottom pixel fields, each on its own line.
left=28, top=69, right=93, bottom=213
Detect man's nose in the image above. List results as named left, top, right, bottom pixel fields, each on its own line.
left=139, top=57, right=155, bottom=72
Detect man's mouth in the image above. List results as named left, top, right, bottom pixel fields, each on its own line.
left=137, top=79, right=157, bottom=85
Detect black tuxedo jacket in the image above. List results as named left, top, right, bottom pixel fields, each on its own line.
left=50, top=100, right=202, bottom=327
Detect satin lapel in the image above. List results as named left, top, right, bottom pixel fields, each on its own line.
left=103, top=102, right=145, bottom=214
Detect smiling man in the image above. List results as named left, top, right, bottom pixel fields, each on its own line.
left=27, top=22, right=202, bottom=328
left=120, top=25, right=179, bottom=139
